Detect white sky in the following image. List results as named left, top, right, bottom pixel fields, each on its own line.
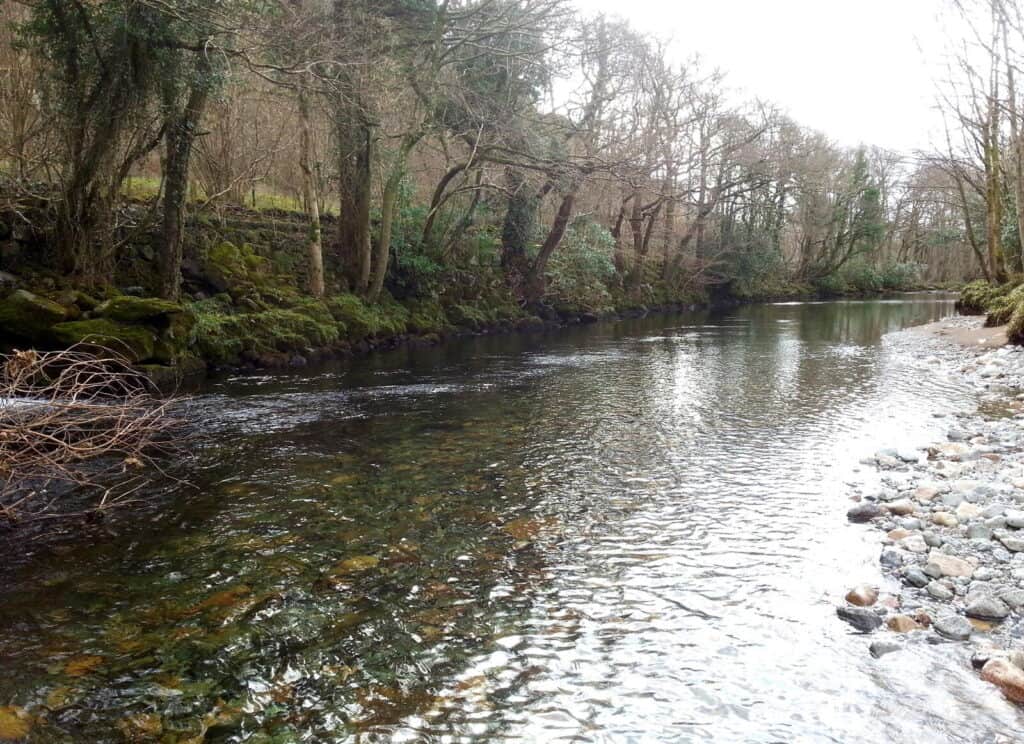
left=573, top=0, right=958, bottom=153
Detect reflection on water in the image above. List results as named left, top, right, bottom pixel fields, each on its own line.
left=1, top=294, right=1022, bottom=742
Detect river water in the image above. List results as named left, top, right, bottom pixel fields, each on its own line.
left=2, top=295, right=1023, bottom=743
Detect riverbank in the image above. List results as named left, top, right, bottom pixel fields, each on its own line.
left=839, top=314, right=1024, bottom=705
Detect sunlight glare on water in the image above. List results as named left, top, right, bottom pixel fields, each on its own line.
left=1, top=295, right=1022, bottom=743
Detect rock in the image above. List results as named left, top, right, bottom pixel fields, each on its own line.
left=848, top=502, right=882, bottom=523
left=928, top=551, right=975, bottom=577
left=932, top=512, right=959, bottom=527
left=998, top=588, right=1024, bottom=609
left=981, top=658, right=1024, bottom=703
left=896, top=448, right=920, bottom=463
left=1005, top=510, right=1024, bottom=529
left=845, top=585, right=879, bottom=607
left=0, top=288, right=69, bottom=340
left=880, top=550, right=905, bottom=568
left=998, top=534, right=1024, bottom=552
left=96, top=295, right=185, bottom=323
left=887, top=528, right=912, bottom=541
left=956, top=502, right=982, bottom=522
left=900, top=534, right=928, bottom=553
left=923, top=562, right=944, bottom=579
left=923, top=531, right=944, bottom=547
left=927, top=581, right=954, bottom=600
left=933, top=614, right=973, bottom=640
left=887, top=499, right=916, bottom=516
left=966, top=596, right=1011, bottom=620
left=837, top=606, right=883, bottom=633
left=967, top=523, right=994, bottom=540
left=941, top=492, right=965, bottom=508
left=903, top=566, right=930, bottom=588
left=900, top=517, right=924, bottom=530
left=914, top=486, right=939, bottom=502
left=50, top=318, right=157, bottom=363
left=870, top=640, right=903, bottom=658
left=887, top=615, right=923, bottom=633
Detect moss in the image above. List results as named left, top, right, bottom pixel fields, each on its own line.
left=97, top=295, right=185, bottom=323
left=50, top=318, right=157, bottom=362
left=189, top=303, right=341, bottom=365
left=406, top=298, right=450, bottom=335
left=326, top=293, right=408, bottom=341
left=447, top=303, right=490, bottom=331
left=956, top=280, right=1012, bottom=316
left=0, top=289, right=70, bottom=340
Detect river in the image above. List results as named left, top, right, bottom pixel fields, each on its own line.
left=2, top=294, right=1023, bottom=742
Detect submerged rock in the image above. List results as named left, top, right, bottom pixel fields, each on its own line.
left=837, top=606, right=883, bottom=633
left=870, top=640, right=903, bottom=658
left=887, top=615, right=923, bottom=633
left=933, top=614, right=973, bottom=641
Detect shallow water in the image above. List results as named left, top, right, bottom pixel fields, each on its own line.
left=2, top=295, right=1023, bottom=742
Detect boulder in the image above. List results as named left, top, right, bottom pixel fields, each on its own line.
left=0, top=289, right=69, bottom=340
left=97, top=295, right=185, bottom=324
left=50, top=319, right=156, bottom=363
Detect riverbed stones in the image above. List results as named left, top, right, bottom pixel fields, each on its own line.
left=845, top=585, right=879, bottom=607
left=933, top=614, right=973, bottom=641
left=837, top=607, right=883, bottom=633
left=926, top=551, right=975, bottom=578
left=981, top=658, right=1024, bottom=703
left=965, top=596, right=1011, bottom=621
left=848, top=503, right=882, bottom=523
left=932, top=512, right=958, bottom=527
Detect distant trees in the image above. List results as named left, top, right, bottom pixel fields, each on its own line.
left=0, top=0, right=985, bottom=306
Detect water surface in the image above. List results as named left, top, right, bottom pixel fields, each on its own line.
left=2, top=295, right=1022, bottom=743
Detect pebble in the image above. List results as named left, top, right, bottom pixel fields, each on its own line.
left=932, top=512, right=958, bottom=527
left=926, top=581, right=954, bottom=600
left=998, top=534, right=1024, bottom=552
left=888, top=499, right=916, bottom=516
left=933, top=614, right=973, bottom=641
left=1005, top=510, right=1024, bottom=529
left=981, top=659, right=1024, bottom=703
left=903, top=567, right=929, bottom=588
left=887, top=615, right=923, bottom=633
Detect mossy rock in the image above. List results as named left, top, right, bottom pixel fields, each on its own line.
left=956, top=280, right=1012, bottom=316
left=50, top=318, right=157, bottom=362
left=97, top=295, right=186, bottom=323
left=0, top=289, right=70, bottom=340
left=189, top=306, right=340, bottom=365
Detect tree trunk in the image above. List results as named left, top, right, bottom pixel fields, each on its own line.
left=158, top=69, right=210, bottom=301
left=524, top=190, right=576, bottom=302
left=368, top=166, right=403, bottom=301
left=336, top=108, right=373, bottom=293
left=298, top=85, right=325, bottom=297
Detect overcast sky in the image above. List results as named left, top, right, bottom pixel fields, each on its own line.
left=573, top=0, right=957, bottom=153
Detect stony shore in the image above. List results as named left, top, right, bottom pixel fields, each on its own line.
left=839, top=315, right=1024, bottom=705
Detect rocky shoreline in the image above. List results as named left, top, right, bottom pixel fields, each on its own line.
left=839, top=315, right=1024, bottom=704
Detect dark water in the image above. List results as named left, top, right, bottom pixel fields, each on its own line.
left=2, top=295, right=1023, bottom=743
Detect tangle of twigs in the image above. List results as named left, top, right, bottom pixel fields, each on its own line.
left=0, top=345, right=185, bottom=526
